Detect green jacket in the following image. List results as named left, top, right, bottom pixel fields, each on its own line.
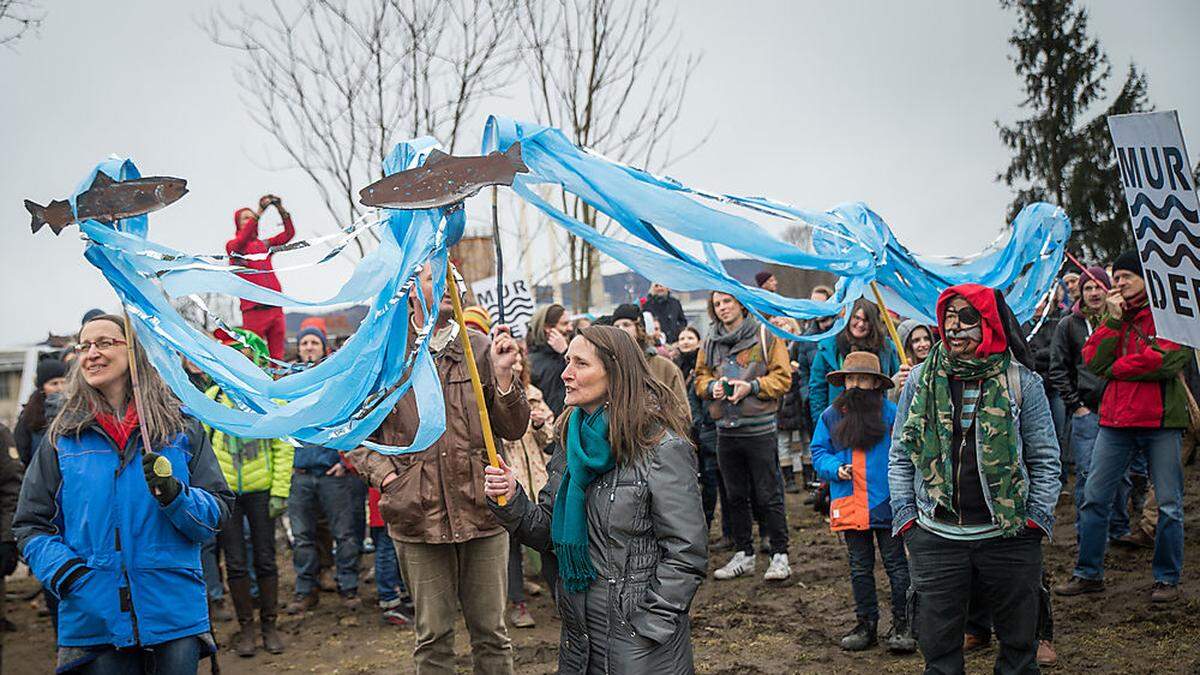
left=204, top=386, right=293, bottom=497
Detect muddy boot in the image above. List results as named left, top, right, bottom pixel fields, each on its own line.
left=783, top=470, right=801, bottom=494
left=840, top=618, right=877, bottom=651
left=228, top=577, right=258, bottom=658
left=258, top=574, right=285, bottom=655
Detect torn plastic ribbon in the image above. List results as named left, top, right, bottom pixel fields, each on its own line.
left=77, top=139, right=456, bottom=453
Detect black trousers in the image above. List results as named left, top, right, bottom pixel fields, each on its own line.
left=217, top=491, right=277, bottom=582
left=696, top=427, right=720, bottom=529
left=906, top=526, right=1043, bottom=675
left=844, top=529, right=910, bottom=624
left=716, top=431, right=789, bottom=556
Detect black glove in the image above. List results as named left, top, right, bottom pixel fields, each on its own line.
left=0, top=542, right=17, bottom=577
left=142, top=451, right=182, bottom=506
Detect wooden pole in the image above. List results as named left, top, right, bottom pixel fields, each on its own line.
left=492, top=186, right=505, bottom=326
left=869, top=281, right=910, bottom=368
left=446, top=263, right=507, bottom=506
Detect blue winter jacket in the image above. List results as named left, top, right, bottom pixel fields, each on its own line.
left=807, top=336, right=900, bottom=423
left=13, top=416, right=233, bottom=649
left=810, top=399, right=897, bottom=531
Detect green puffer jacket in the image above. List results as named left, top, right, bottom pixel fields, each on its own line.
left=204, top=386, right=293, bottom=497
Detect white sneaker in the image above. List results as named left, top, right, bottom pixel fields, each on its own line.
left=713, top=551, right=756, bottom=580
left=763, top=553, right=791, bottom=581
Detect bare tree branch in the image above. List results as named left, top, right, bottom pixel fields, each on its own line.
left=518, top=0, right=703, bottom=311
left=0, top=0, right=43, bottom=47
left=205, top=0, right=518, bottom=256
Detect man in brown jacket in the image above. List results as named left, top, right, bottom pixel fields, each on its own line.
left=694, top=291, right=794, bottom=582
left=611, top=303, right=690, bottom=420
left=349, top=264, right=529, bottom=675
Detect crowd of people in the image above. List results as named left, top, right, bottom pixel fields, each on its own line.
left=0, top=207, right=1193, bottom=674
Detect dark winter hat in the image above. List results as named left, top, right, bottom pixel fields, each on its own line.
left=1112, top=250, right=1143, bottom=279
left=611, top=303, right=642, bottom=323
left=754, top=271, right=775, bottom=288
left=296, top=326, right=330, bottom=354
left=81, top=308, right=105, bottom=325
left=36, top=358, right=67, bottom=388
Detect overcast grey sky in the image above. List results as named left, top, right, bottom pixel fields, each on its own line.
left=1, top=0, right=1197, bottom=344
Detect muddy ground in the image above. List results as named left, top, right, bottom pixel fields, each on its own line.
left=4, top=466, right=1200, bottom=674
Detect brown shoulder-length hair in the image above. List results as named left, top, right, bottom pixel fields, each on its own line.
left=556, top=325, right=691, bottom=465
left=836, top=298, right=885, bottom=355
left=705, top=290, right=748, bottom=324
left=49, top=315, right=186, bottom=449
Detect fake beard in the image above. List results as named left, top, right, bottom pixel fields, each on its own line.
left=831, top=387, right=887, bottom=450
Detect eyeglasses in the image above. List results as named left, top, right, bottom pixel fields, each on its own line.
left=73, top=338, right=128, bottom=354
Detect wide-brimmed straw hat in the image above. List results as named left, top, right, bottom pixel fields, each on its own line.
left=826, top=351, right=894, bottom=389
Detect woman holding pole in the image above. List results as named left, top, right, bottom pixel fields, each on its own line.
left=484, top=326, right=707, bottom=674
left=14, top=314, right=233, bottom=673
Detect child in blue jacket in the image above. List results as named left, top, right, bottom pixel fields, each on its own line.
left=811, top=351, right=914, bottom=654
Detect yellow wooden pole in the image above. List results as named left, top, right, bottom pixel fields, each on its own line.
left=446, top=263, right=507, bottom=506
left=869, top=281, right=910, bottom=368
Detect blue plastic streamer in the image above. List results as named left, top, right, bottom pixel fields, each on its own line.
left=72, top=117, right=1069, bottom=449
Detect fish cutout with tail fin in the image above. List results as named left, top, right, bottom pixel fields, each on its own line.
left=25, top=172, right=188, bottom=235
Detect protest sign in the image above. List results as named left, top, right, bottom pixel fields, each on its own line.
left=471, top=275, right=535, bottom=339
left=1108, top=111, right=1200, bottom=348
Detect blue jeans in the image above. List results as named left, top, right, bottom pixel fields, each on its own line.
left=1071, top=411, right=1132, bottom=541
left=1049, top=393, right=1070, bottom=484
left=1074, top=427, right=1185, bottom=585
left=201, top=537, right=222, bottom=601
left=76, top=635, right=202, bottom=674
left=373, top=525, right=405, bottom=605
left=289, top=471, right=361, bottom=596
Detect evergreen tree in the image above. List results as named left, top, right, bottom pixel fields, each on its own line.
left=996, top=0, right=1151, bottom=262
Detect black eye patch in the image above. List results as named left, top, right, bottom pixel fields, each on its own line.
left=946, top=306, right=981, bottom=325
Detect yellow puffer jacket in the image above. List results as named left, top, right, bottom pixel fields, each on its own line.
left=204, top=386, right=293, bottom=497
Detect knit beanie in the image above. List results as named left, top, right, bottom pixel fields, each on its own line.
left=36, top=359, right=67, bottom=388
left=754, top=271, right=774, bottom=288
left=611, top=303, right=642, bottom=323
left=1111, top=251, right=1143, bottom=279
left=296, top=326, right=330, bottom=354
left=463, top=305, right=492, bottom=334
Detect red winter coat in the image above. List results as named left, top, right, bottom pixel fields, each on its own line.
left=225, top=208, right=295, bottom=312
left=1082, top=304, right=1192, bottom=429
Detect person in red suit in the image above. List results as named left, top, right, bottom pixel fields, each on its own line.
left=227, top=195, right=295, bottom=360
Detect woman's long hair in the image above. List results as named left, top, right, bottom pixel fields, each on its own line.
left=830, top=387, right=887, bottom=450
left=557, top=326, right=691, bottom=465
left=836, top=298, right=885, bottom=356
left=49, top=315, right=186, bottom=449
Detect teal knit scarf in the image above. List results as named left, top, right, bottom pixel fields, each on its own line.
left=552, top=406, right=615, bottom=593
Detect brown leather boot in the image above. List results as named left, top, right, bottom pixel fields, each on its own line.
left=258, top=574, right=285, bottom=654
left=228, top=577, right=258, bottom=658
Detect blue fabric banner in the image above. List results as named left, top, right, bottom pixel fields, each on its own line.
left=71, top=117, right=1069, bottom=450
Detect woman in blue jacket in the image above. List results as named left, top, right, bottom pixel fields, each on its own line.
left=808, top=298, right=901, bottom=424
left=14, top=315, right=233, bottom=674
left=810, top=351, right=914, bottom=655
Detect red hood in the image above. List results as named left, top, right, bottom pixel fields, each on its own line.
left=936, top=283, right=1007, bottom=357
left=234, top=207, right=258, bottom=233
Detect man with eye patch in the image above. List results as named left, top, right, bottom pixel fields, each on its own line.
left=891, top=284, right=1061, bottom=674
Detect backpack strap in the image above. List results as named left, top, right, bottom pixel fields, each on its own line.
left=1006, top=361, right=1022, bottom=410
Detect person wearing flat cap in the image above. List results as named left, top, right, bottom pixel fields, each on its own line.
left=810, top=351, right=915, bottom=654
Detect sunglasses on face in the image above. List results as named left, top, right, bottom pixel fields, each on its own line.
left=74, top=337, right=128, bottom=354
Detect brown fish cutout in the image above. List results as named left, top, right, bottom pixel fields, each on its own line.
left=25, top=172, right=188, bottom=235
left=359, top=143, right=528, bottom=211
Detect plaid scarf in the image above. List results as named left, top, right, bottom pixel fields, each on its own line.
left=901, top=343, right=1027, bottom=535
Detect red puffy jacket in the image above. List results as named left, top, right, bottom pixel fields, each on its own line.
left=1082, top=304, right=1192, bottom=429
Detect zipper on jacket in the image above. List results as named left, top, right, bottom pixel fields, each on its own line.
left=112, top=436, right=141, bottom=645
left=955, top=435, right=964, bottom=525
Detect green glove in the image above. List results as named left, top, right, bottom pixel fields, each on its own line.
left=269, top=496, right=288, bottom=519
left=142, top=451, right=182, bottom=506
